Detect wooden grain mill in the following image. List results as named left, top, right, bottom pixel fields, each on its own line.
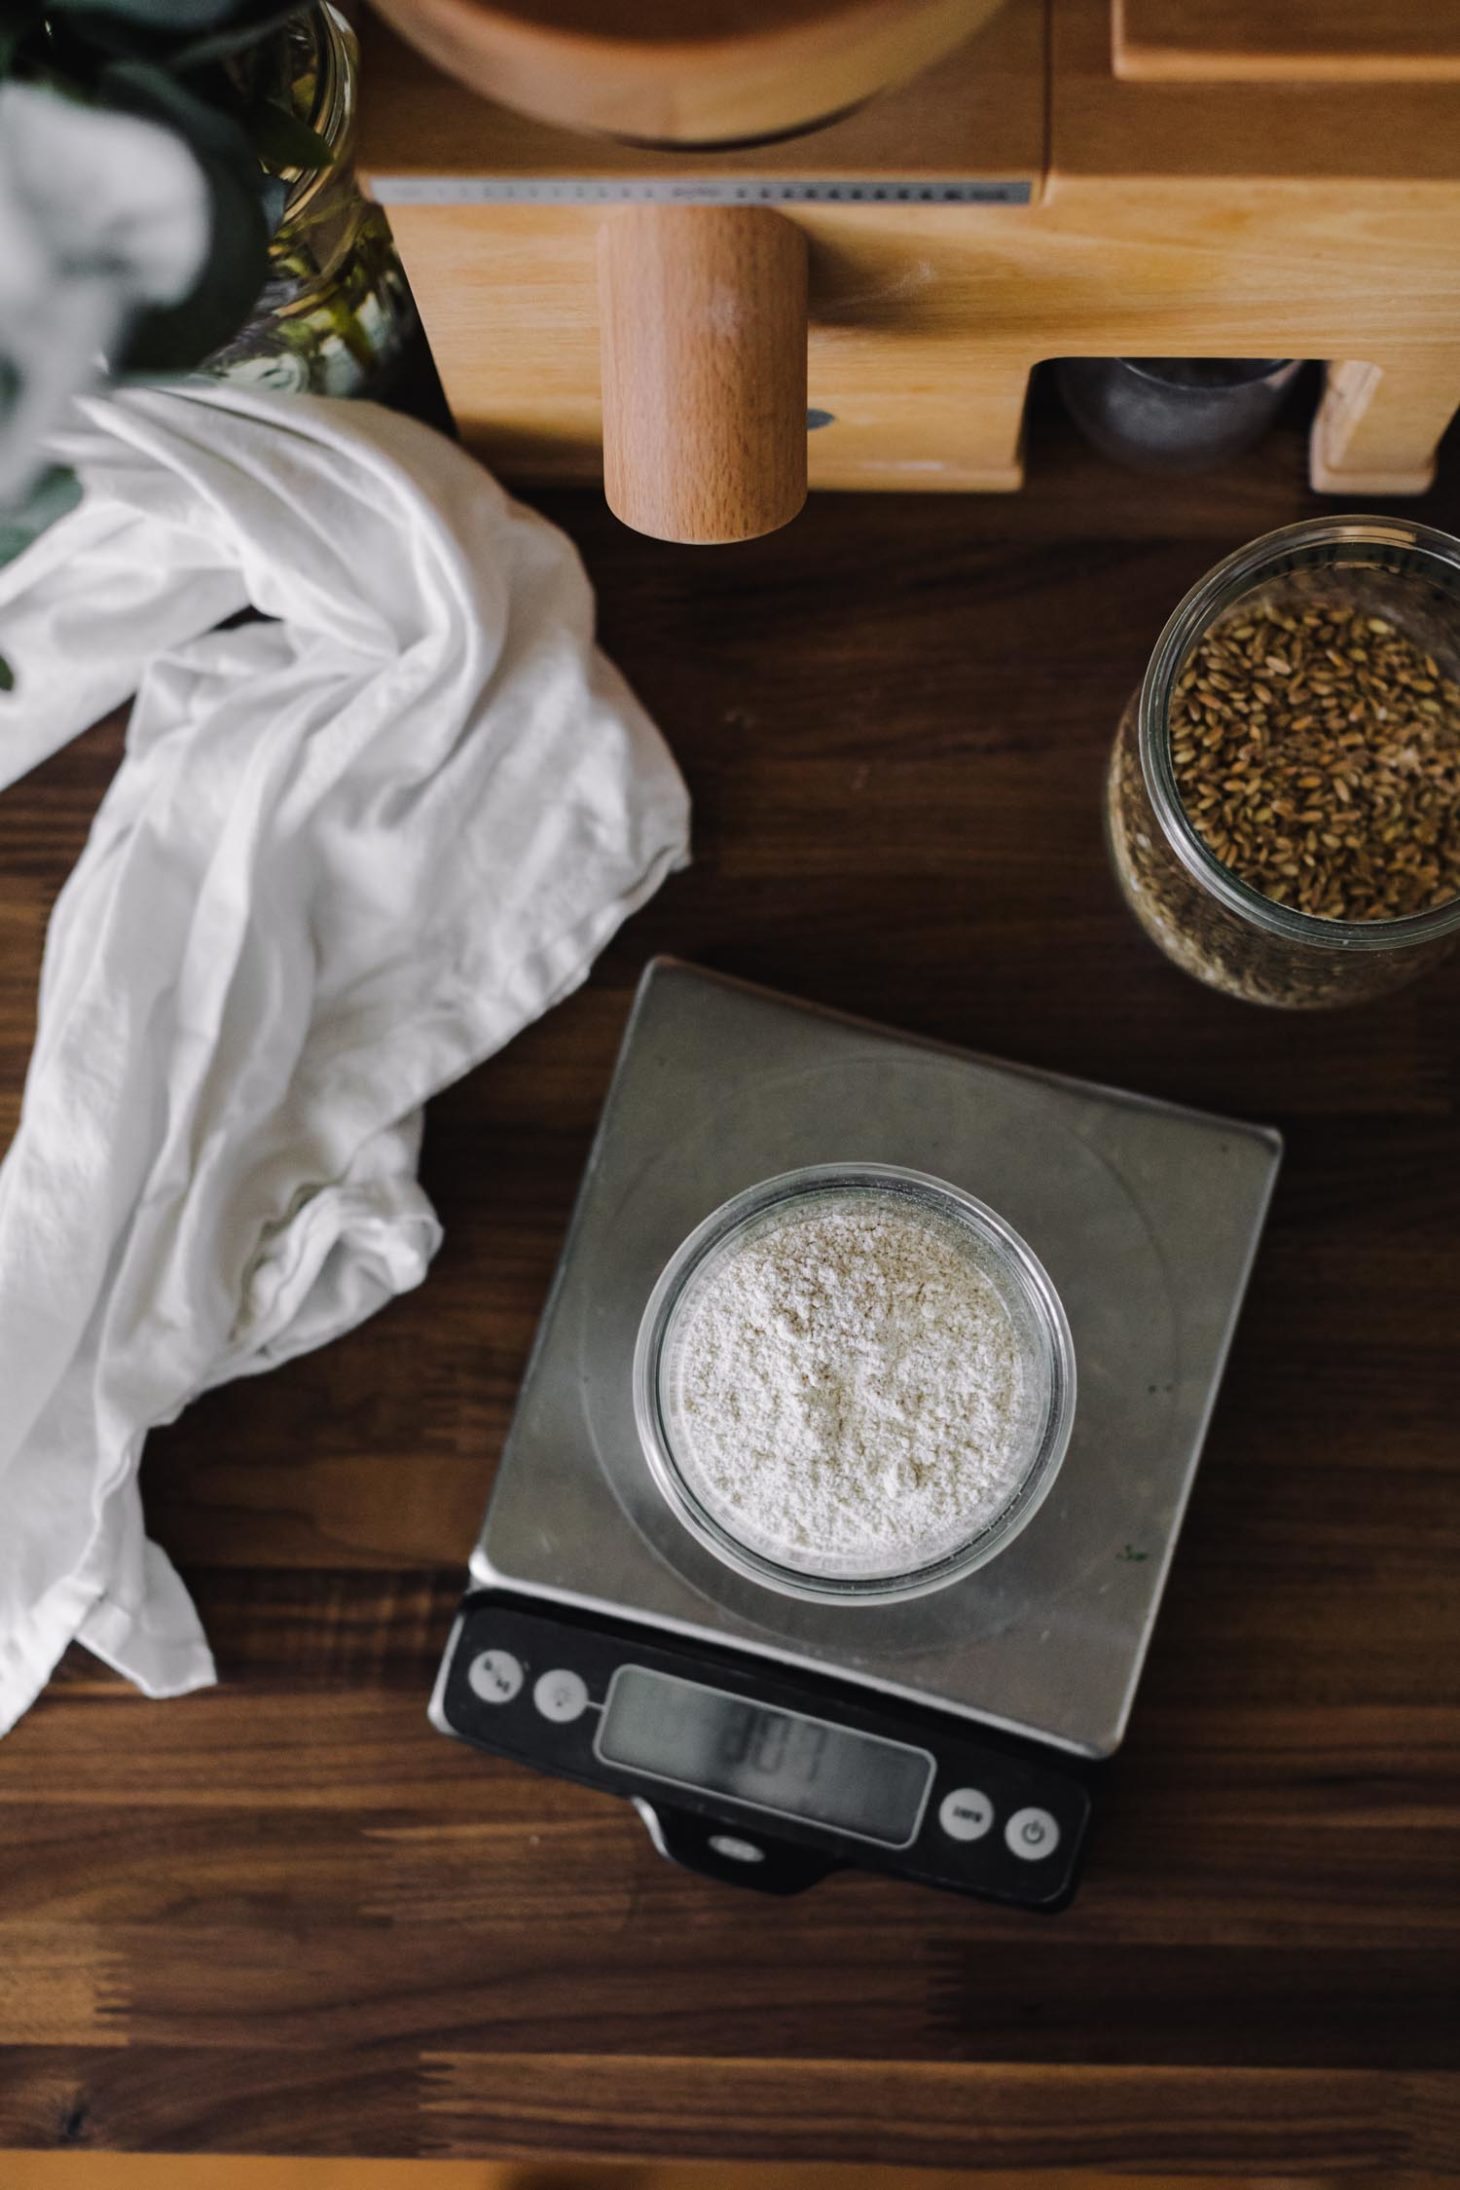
left=358, top=0, right=1460, bottom=542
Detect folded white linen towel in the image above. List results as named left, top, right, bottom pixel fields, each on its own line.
left=0, top=382, right=690, bottom=1735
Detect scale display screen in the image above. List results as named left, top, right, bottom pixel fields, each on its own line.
left=596, top=1665, right=934, bottom=1847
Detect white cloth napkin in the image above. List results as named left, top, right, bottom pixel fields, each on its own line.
left=0, top=382, right=689, bottom=1735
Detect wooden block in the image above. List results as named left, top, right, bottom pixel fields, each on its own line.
left=364, top=0, right=1460, bottom=501
left=1114, top=0, right=1460, bottom=83
left=1051, top=0, right=1460, bottom=178
left=1309, top=359, right=1459, bottom=496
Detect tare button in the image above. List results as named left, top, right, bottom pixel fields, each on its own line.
left=1005, top=1805, right=1061, bottom=1860
left=938, top=1787, right=994, bottom=1842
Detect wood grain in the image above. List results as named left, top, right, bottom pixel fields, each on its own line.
left=363, top=0, right=1004, bottom=145
left=362, top=0, right=1460, bottom=506
left=12, top=2168, right=1451, bottom=2190
left=359, top=0, right=1045, bottom=186
left=598, top=206, right=807, bottom=542
left=1114, top=0, right=1460, bottom=82
left=10, top=2169, right=1454, bottom=2190
left=0, top=401, right=1457, bottom=2168
left=1310, top=360, right=1460, bottom=497
left=418, top=2057, right=1460, bottom=2169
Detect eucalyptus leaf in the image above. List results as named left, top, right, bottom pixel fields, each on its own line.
left=171, top=0, right=302, bottom=74
left=99, top=55, right=272, bottom=199
left=242, top=95, right=329, bottom=169
left=38, top=0, right=291, bottom=76
left=0, top=658, right=14, bottom=693
left=0, top=0, right=40, bottom=77
left=49, top=0, right=256, bottom=31
left=181, top=52, right=257, bottom=123
left=116, top=144, right=269, bottom=369
left=0, top=463, right=83, bottom=573
left=98, top=61, right=272, bottom=365
left=37, top=9, right=198, bottom=63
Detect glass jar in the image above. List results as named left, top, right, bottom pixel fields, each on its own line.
left=207, top=5, right=416, bottom=397
left=632, top=1163, right=1077, bottom=1606
left=1107, top=517, right=1460, bottom=1007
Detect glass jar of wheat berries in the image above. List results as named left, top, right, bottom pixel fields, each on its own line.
left=1106, top=517, right=1460, bottom=1007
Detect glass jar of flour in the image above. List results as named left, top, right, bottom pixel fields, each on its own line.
left=633, top=1163, right=1076, bottom=1605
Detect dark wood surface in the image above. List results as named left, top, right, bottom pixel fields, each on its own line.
left=1, top=399, right=1458, bottom=2173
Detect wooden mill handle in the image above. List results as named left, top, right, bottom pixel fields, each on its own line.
left=598, top=205, right=808, bottom=546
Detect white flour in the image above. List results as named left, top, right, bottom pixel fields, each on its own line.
left=663, top=1191, right=1027, bottom=1573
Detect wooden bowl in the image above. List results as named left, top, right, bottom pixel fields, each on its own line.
left=365, top=0, right=1008, bottom=145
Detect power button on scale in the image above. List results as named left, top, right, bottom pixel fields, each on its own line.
left=533, top=1668, right=589, bottom=1724
left=1005, top=1806, right=1061, bottom=1860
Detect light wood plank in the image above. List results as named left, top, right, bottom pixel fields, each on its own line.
left=1114, top=0, right=1460, bottom=83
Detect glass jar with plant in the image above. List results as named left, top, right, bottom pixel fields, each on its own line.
left=0, top=0, right=415, bottom=610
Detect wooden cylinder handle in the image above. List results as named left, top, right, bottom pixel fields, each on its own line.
left=598, top=205, right=808, bottom=546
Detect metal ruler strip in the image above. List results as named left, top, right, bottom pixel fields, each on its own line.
left=369, top=175, right=1033, bottom=206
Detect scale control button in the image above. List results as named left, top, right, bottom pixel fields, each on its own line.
left=1006, top=1806, right=1061, bottom=1860
left=532, top=1668, right=589, bottom=1723
left=709, top=1834, right=765, bottom=1865
left=938, top=1787, right=995, bottom=1842
left=467, top=1648, right=524, bottom=1705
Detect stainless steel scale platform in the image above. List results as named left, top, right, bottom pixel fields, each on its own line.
left=432, top=960, right=1281, bottom=1904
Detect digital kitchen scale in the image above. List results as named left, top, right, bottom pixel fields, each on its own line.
left=432, top=960, right=1281, bottom=1906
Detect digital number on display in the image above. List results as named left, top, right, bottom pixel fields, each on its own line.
left=596, top=1665, right=933, bottom=1847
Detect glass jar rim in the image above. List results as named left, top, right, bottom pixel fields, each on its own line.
left=1137, top=514, right=1460, bottom=953
left=632, top=1163, right=1077, bottom=1606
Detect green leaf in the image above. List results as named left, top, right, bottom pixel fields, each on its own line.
left=171, top=0, right=301, bottom=74
left=0, top=0, right=42, bottom=76
left=242, top=94, right=329, bottom=169
left=35, top=8, right=190, bottom=61
left=49, top=0, right=260, bottom=32
left=100, top=61, right=273, bottom=370
left=0, top=464, right=84, bottom=569
left=100, top=55, right=270, bottom=191
left=118, top=152, right=271, bottom=369
left=0, top=465, right=79, bottom=700
left=37, top=0, right=289, bottom=76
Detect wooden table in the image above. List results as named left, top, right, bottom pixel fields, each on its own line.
left=2, top=399, right=1457, bottom=2176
